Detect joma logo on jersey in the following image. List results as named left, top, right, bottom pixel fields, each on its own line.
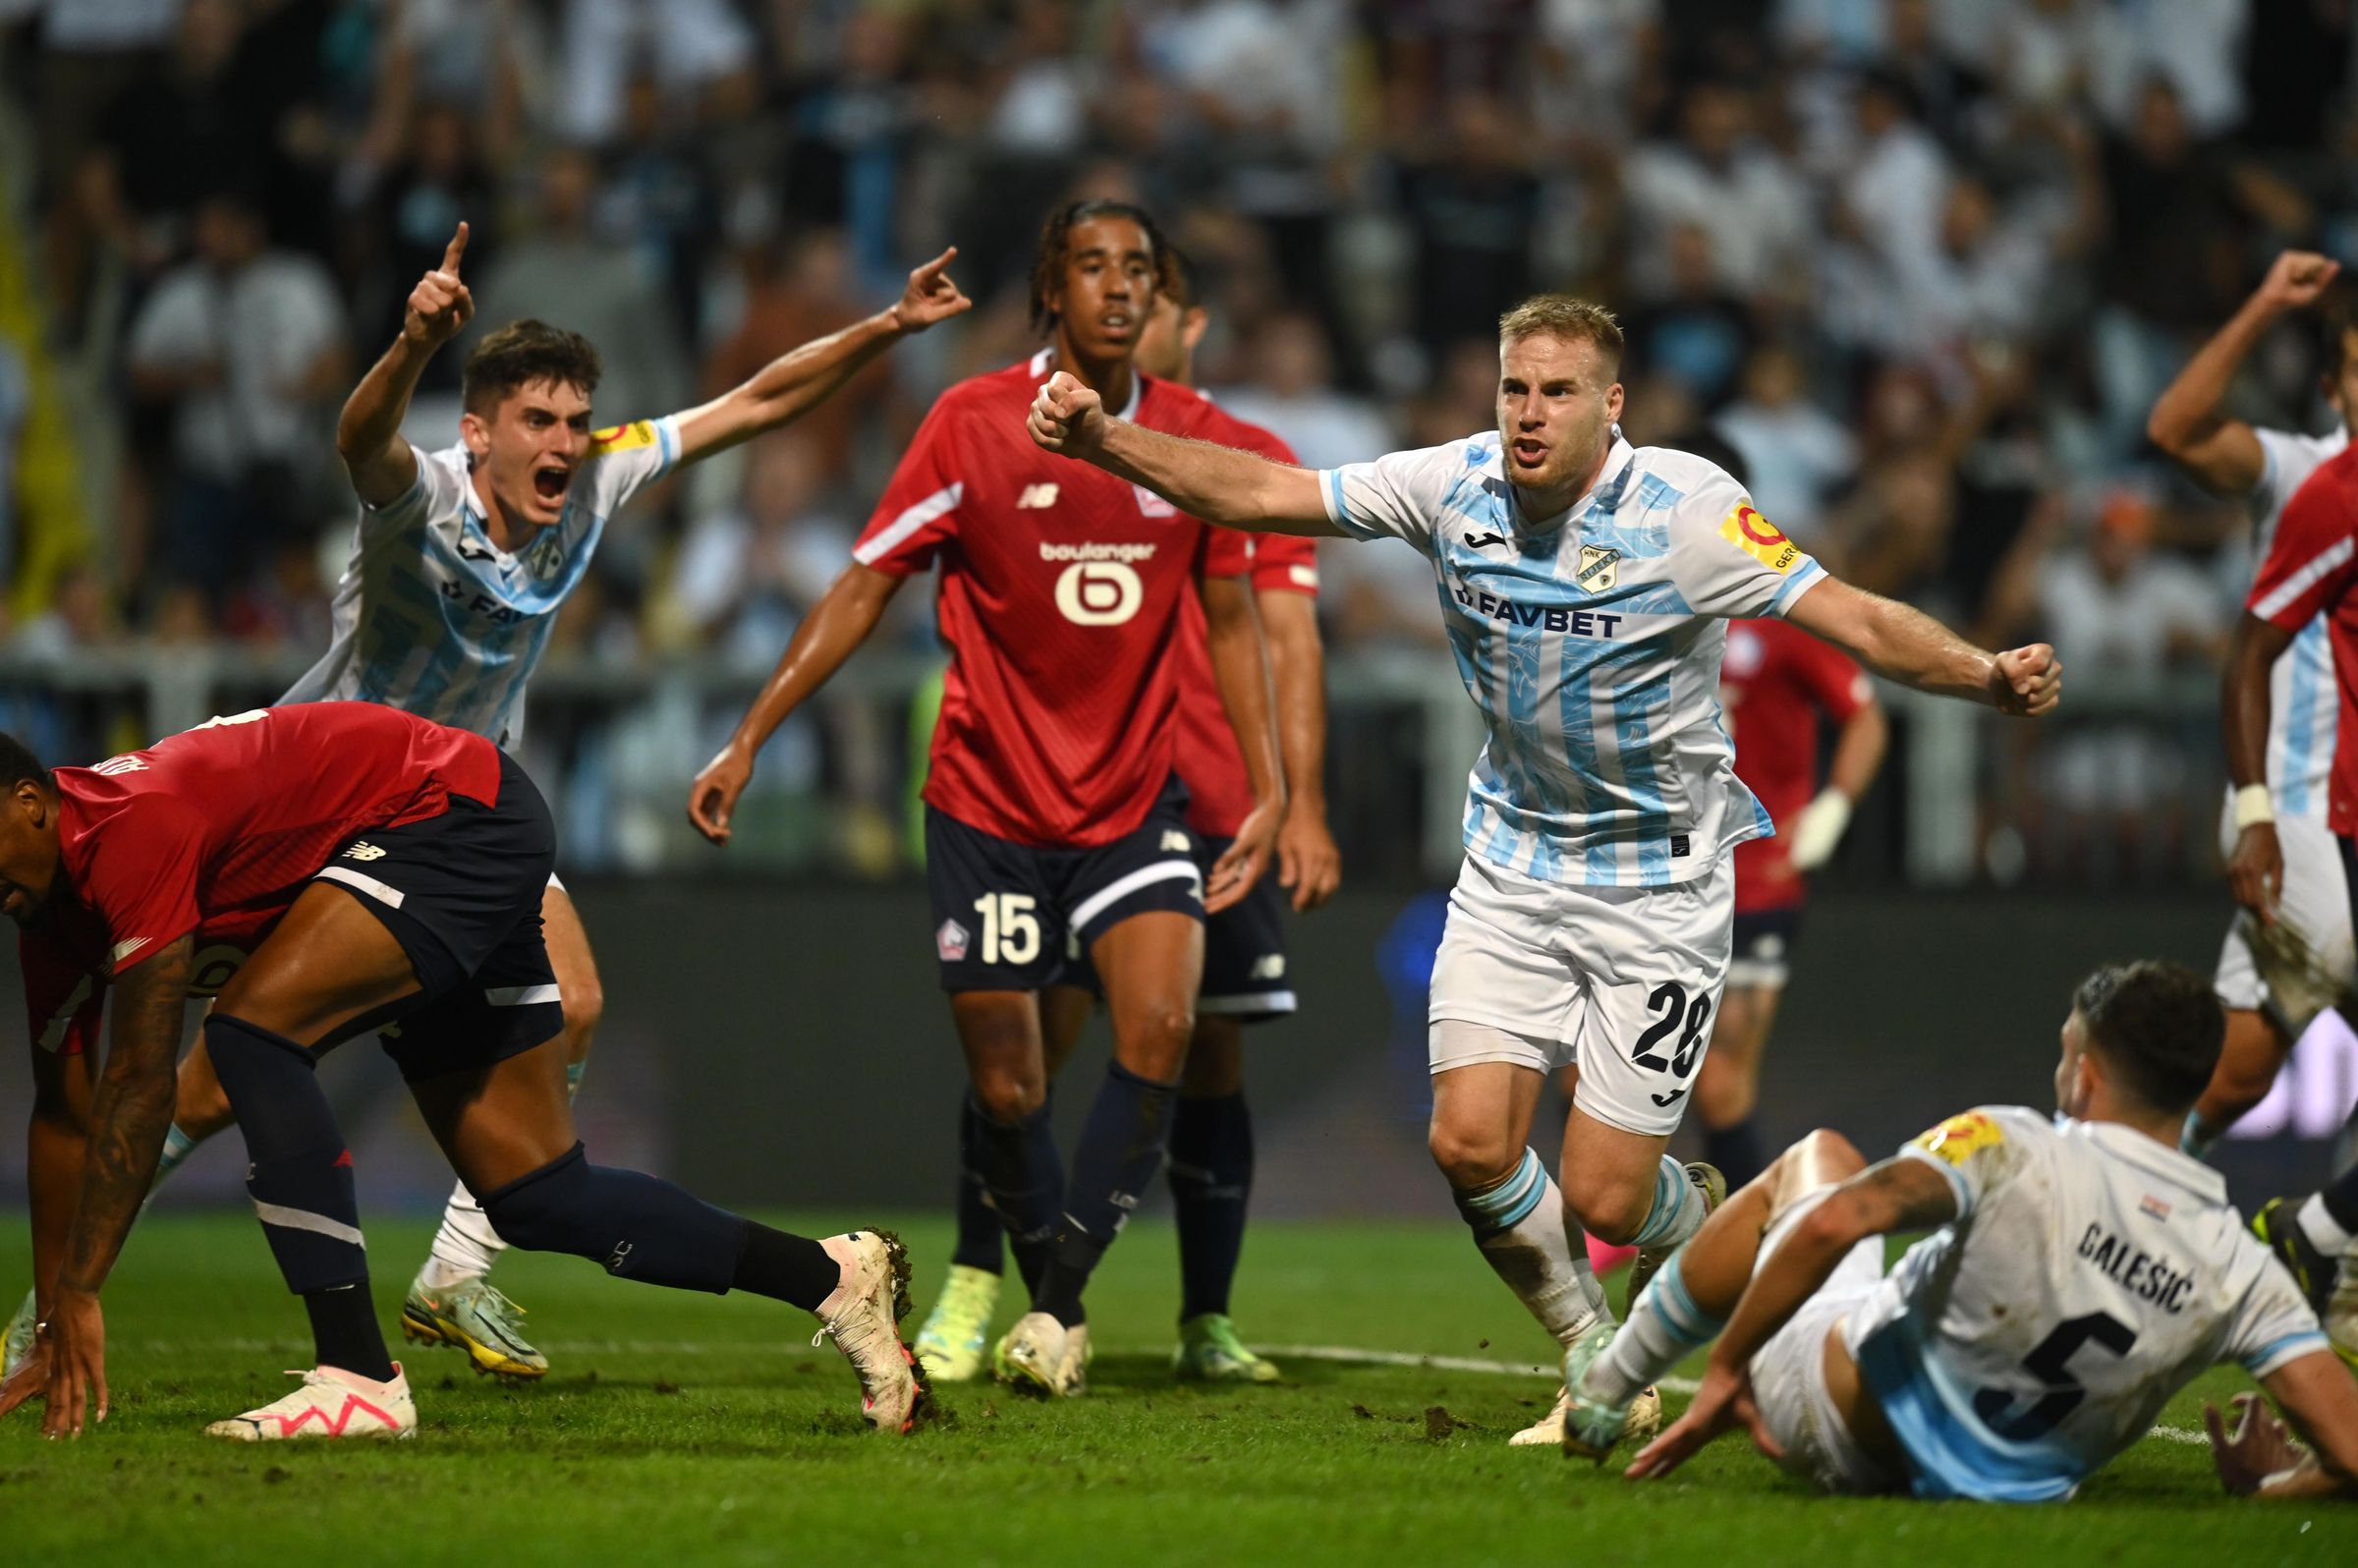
left=440, top=579, right=532, bottom=625
left=1450, top=585, right=1623, bottom=639
left=1016, top=482, right=1060, bottom=509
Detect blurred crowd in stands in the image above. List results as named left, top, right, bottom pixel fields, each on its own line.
left=0, top=0, right=2353, bottom=882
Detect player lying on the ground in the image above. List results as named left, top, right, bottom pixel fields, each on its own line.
left=1558, top=960, right=2358, bottom=1500
left=689, top=200, right=1282, bottom=1399
left=0, top=223, right=971, bottom=1387
left=2149, top=249, right=2356, bottom=1156
left=1026, top=293, right=2058, bottom=1446
left=914, top=246, right=1339, bottom=1386
left=0, top=704, right=923, bottom=1441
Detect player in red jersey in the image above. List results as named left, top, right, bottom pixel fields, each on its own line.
left=2226, top=441, right=2358, bottom=1357
left=911, top=248, right=1340, bottom=1384
left=1708, top=615, right=1885, bottom=1187
left=689, top=202, right=1284, bottom=1397
left=0, top=704, right=924, bottom=1440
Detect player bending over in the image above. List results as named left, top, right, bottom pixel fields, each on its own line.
left=1566, top=961, right=2358, bottom=1502
left=0, top=705, right=922, bottom=1441
left=1, top=224, right=970, bottom=1383
left=2148, top=250, right=2354, bottom=1157
left=690, top=201, right=1283, bottom=1398
left=913, top=247, right=1339, bottom=1385
left=1027, top=293, right=2059, bottom=1445
left=2225, top=409, right=2358, bottom=1365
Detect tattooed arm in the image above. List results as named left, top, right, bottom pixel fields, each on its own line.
left=1, top=935, right=192, bottom=1436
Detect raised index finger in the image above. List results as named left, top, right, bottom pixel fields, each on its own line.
left=442, top=221, right=471, bottom=277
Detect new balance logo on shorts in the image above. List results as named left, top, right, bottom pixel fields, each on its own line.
left=342, top=842, right=388, bottom=862
left=1250, top=954, right=1286, bottom=980
left=1016, top=482, right=1060, bottom=509
left=1160, top=830, right=1192, bottom=853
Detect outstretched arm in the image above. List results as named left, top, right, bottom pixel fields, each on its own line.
left=1029, top=371, right=1343, bottom=537
left=688, top=563, right=906, bottom=843
left=0, top=937, right=194, bottom=1437
left=2148, top=252, right=2339, bottom=495
left=2207, top=1354, right=2358, bottom=1499
left=1783, top=577, right=2060, bottom=716
left=1627, top=1155, right=1958, bottom=1480
left=672, top=250, right=970, bottom=466
left=340, top=223, right=474, bottom=506
left=1201, top=574, right=1285, bottom=914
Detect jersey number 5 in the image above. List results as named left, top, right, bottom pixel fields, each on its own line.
left=1972, top=1311, right=2138, bottom=1441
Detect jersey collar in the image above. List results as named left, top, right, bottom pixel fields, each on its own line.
left=456, top=467, right=524, bottom=571
left=1507, top=425, right=1635, bottom=534
left=2064, top=1115, right=2229, bottom=1204
left=1026, top=348, right=1143, bottom=420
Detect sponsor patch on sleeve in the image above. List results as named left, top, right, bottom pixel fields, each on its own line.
left=1913, top=1110, right=2003, bottom=1166
left=1718, top=503, right=1803, bottom=574
left=589, top=420, right=659, bottom=454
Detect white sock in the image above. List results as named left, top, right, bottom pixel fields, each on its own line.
left=2298, top=1193, right=2356, bottom=1256
left=148, top=1124, right=198, bottom=1193
left=1585, top=1254, right=1724, bottom=1408
left=1630, top=1155, right=1708, bottom=1251
left=1454, top=1148, right=1609, bottom=1346
left=422, top=1178, right=507, bottom=1290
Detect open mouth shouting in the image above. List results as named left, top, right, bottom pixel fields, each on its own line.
left=532, top=462, right=573, bottom=508
left=1508, top=436, right=1549, bottom=469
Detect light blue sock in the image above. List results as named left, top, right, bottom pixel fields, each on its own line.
left=1585, top=1252, right=1725, bottom=1406
left=2180, top=1109, right=2218, bottom=1160
left=148, top=1123, right=198, bottom=1193
left=1629, top=1155, right=1707, bottom=1250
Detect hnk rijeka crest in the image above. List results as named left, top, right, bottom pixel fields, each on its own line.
left=1576, top=544, right=1619, bottom=593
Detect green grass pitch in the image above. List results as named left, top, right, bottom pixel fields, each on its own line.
left=1, top=1212, right=2352, bottom=1565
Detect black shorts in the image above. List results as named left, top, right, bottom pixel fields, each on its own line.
left=312, top=750, right=564, bottom=1081
left=1727, top=906, right=1803, bottom=991
left=1053, top=834, right=1297, bottom=1025
left=926, top=783, right=1205, bottom=992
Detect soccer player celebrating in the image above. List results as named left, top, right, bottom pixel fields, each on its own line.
left=1705, top=612, right=1885, bottom=1189
left=1573, top=961, right=2358, bottom=1501
left=0, top=705, right=922, bottom=1440
left=2224, top=406, right=2358, bottom=1365
left=911, top=249, right=1338, bottom=1385
left=2147, top=250, right=2355, bottom=1154
left=689, top=202, right=1284, bottom=1398
left=1, top=224, right=972, bottom=1383
left=1026, top=294, right=2058, bottom=1442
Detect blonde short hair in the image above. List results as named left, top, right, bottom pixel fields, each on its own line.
left=1496, top=295, right=1624, bottom=369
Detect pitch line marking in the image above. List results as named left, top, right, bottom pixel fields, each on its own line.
left=143, top=1336, right=2211, bottom=1446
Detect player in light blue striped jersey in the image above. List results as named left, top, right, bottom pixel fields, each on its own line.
left=1026, top=293, right=2060, bottom=1447
left=43, top=223, right=969, bottom=1383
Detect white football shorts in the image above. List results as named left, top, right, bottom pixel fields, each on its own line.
left=2213, top=806, right=2352, bottom=1014
left=1747, top=1187, right=1899, bottom=1496
left=1427, top=850, right=1732, bottom=1138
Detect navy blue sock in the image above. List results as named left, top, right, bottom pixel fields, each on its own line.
left=953, top=1092, right=1008, bottom=1275
left=979, top=1097, right=1062, bottom=1296
left=1167, top=1092, right=1253, bottom=1321
left=2324, top=1159, right=2358, bottom=1235
left=1037, top=1061, right=1176, bottom=1326
left=1703, top=1116, right=1768, bottom=1192
left=205, top=1013, right=393, bottom=1382
left=477, top=1143, right=753, bottom=1296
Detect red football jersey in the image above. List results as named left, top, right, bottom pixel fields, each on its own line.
left=19, top=702, right=501, bottom=1055
left=854, top=353, right=1251, bottom=847
left=2249, top=445, right=2358, bottom=834
left=1720, top=617, right=1872, bottom=913
left=1174, top=406, right=1318, bottom=839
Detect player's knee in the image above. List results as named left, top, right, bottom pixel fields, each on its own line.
left=1114, top=995, right=1197, bottom=1076
left=560, top=974, right=605, bottom=1048
left=478, top=1143, right=605, bottom=1256
left=971, top=1066, right=1046, bottom=1124
left=1428, top=1119, right=1517, bottom=1191
left=1767, top=1128, right=1865, bottom=1204
left=1564, top=1175, right=1651, bottom=1246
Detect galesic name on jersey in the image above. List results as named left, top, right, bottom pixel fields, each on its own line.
left=1448, top=580, right=1624, bottom=639
left=2076, top=1222, right=2195, bottom=1314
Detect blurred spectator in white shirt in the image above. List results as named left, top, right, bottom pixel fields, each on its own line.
left=1216, top=311, right=1397, bottom=471
left=1622, top=81, right=1813, bottom=303
left=1714, top=342, right=1857, bottom=534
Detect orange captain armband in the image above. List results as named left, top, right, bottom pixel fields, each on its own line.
left=1913, top=1110, right=2004, bottom=1167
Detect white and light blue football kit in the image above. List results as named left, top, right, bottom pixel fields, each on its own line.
left=1749, top=1107, right=2325, bottom=1500
left=281, top=417, right=680, bottom=747
left=1319, top=430, right=1826, bottom=1134
left=2215, top=424, right=2351, bottom=1015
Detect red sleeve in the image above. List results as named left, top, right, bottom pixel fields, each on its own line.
left=2250, top=466, right=2358, bottom=630
left=78, top=798, right=206, bottom=973
left=20, top=929, right=102, bottom=1057
left=853, top=396, right=966, bottom=577
left=1785, top=628, right=1872, bottom=722
left=1250, top=532, right=1319, bottom=597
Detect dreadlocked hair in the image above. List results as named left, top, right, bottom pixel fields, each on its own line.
left=1028, top=200, right=1172, bottom=333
